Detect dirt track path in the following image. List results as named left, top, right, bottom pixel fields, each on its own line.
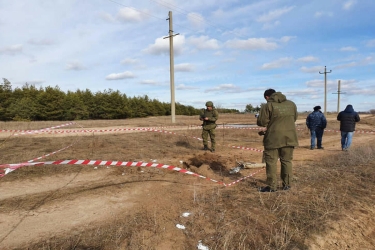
left=0, top=116, right=374, bottom=249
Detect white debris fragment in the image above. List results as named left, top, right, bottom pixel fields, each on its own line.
left=94, top=167, right=98, bottom=170
left=176, top=224, right=186, bottom=230
left=182, top=212, right=191, bottom=217
left=197, top=240, right=209, bottom=250
left=229, top=166, right=242, bottom=174
left=5, top=168, right=14, bottom=175
left=152, top=159, right=157, bottom=162
left=122, top=172, right=125, bottom=176
left=179, top=160, right=183, bottom=164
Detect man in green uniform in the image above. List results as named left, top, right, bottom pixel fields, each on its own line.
left=257, top=89, right=298, bottom=192
left=199, top=101, right=219, bottom=152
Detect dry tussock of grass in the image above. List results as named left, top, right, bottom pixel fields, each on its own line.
left=23, top=145, right=375, bottom=250
left=1, top=114, right=374, bottom=249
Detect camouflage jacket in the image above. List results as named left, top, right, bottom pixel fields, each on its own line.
left=200, top=108, right=219, bottom=130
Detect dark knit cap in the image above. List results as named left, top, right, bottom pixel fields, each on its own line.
left=313, top=106, right=321, bottom=111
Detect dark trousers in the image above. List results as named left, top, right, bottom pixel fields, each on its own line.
left=310, top=128, right=324, bottom=148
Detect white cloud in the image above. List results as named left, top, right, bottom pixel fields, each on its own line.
left=306, top=79, right=328, bottom=87
left=297, top=56, right=319, bottom=63
left=261, top=57, right=293, bottom=70
left=225, top=38, right=278, bottom=50
left=0, top=44, right=23, bottom=55
left=300, top=66, right=326, bottom=73
left=106, top=71, right=135, bottom=80
left=343, top=0, right=357, bottom=10
left=256, top=6, right=295, bottom=23
left=340, top=46, right=357, bottom=52
left=121, top=58, right=139, bottom=65
left=206, top=84, right=242, bottom=93
left=143, top=36, right=185, bottom=56
left=366, top=39, right=375, bottom=47
left=334, top=62, right=357, bottom=69
left=140, top=80, right=158, bottom=85
left=117, top=7, right=147, bottom=22
left=314, top=11, right=334, bottom=18
left=65, top=62, right=86, bottom=71
left=262, top=21, right=280, bottom=30
left=98, top=12, right=115, bottom=23
left=187, top=12, right=206, bottom=30
left=362, top=56, right=374, bottom=65
left=188, top=36, right=220, bottom=50
left=28, top=39, right=55, bottom=46
left=175, top=63, right=195, bottom=72
left=176, top=84, right=198, bottom=90
left=280, top=36, right=296, bottom=43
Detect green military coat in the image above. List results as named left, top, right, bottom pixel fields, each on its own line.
left=257, top=92, right=299, bottom=149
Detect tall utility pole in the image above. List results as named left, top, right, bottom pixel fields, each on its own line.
left=319, top=66, right=332, bottom=116
left=163, top=11, right=179, bottom=123
left=332, top=80, right=346, bottom=113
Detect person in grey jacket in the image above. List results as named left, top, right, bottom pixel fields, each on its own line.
left=306, top=106, right=327, bottom=150
left=337, top=104, right=360, bottom=151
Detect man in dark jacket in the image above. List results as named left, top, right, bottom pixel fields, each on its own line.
left=306, top=106, right=327, bottom=150
left=337, top=104, right=360, bottom=151
left=257, top=89, right=298, bottom=192
left=199, top=101, right=218, bottom=152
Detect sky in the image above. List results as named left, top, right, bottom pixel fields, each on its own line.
left=1, top=0, right=374, bottom=113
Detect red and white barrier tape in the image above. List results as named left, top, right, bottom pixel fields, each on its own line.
left=13, top=122, right=75, bottom=136
left=0, top=159, right=264, bottom=187
left=225, top=167, right=265, bottom=186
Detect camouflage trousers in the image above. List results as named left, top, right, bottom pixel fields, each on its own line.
left=263, top=146, right=294, bottom=190
left=202, top=128, right=216, bottom=149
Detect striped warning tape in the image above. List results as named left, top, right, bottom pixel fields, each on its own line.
left=225, top=167, right=265, bottom=186
left=0, top=159, right=263, bottom=187
left=3, top=126, right=373, bottom=135
left=13, top=122, right=75, bottom=136
left=0, top=124, right=197, bottom=135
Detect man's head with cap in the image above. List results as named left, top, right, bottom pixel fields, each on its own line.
left=206, top=101, right=214, bottom=107
left=314, top=106, right=321, bottom=111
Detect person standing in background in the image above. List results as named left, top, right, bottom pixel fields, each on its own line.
left=306, top=106, right=327, bottom=150
left=337, top=104, right=360, bottom=151
left=199, top=101, right=218, bottom=152
left=257, top=89, right=298, bottom=192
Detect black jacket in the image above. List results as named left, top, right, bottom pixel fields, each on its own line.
left=337, top=105, right=360, bottom=132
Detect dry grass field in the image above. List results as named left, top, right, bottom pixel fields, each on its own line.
left=0, top=113, right=374, bottom=249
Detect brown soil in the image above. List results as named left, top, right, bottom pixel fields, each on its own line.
left=0, top=114, right=374, bottom=249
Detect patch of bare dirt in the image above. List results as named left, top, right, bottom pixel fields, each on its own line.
left=0, top=114, right=374, bottom=249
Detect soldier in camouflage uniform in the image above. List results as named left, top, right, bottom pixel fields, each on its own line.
left=257, top=89, right=299, bottom=192
left=199, top=101, right=219, bottom=152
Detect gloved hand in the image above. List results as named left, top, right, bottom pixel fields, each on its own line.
left=258, top=130, right=266, bottom=136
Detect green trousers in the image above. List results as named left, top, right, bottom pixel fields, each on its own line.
left=202, top=129, right=216, bottom=149
left=263, top=146, right=294, bottom=190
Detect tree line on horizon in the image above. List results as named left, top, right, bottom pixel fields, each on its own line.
left=0, top=78, right=240, bottom=121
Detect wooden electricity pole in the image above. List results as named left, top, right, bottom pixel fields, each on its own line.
left=332, top=80, right=346, bottom=113
left=163, top=11, right=179, bottom=123
left=319, top=66, right=332, bottom=116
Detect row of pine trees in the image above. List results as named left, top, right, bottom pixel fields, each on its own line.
left=0, top=78, right=239, bottom=121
